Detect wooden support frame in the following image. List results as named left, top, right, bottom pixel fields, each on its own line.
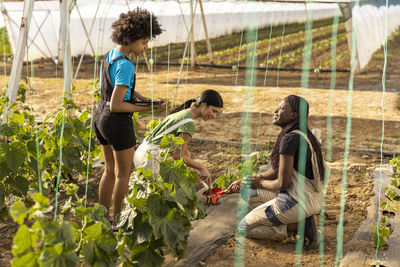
left=198, top=0, right=213, bottom=64
left=59, top=0, right=72, bottom=97
left=4, top=0, right=35, bottom=118
left=73, top=1, right=101, bottom=81
left=339, top=3, right=360, bottom=74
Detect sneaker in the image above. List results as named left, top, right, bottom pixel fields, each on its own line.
left=304, top=215, right=319, bottom=250
left=108, top=217, right=119, bottom=232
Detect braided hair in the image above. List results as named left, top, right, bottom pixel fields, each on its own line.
left=171, top=90, right=224, bottom=113
left=270, top=95, right=325, bottom=181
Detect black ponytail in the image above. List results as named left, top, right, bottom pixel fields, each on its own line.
left=171, top=90, right=223, bottom=114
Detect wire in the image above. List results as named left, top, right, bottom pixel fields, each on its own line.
left=54, top=0, right=71, bottom=220
left=374, top=0, right=389, bottom=262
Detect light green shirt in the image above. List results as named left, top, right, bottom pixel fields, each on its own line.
left=146, top=109, right=195, bottom=145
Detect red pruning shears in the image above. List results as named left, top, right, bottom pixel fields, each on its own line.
left=201, top=187, right=226, bottom=205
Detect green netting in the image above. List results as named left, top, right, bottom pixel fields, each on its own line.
left=234, top=10, right=259, bottom=267
left=53, top=0, right=71, bottom=220
left=375, top=0, right=389, bottom=263
left=334, top=0, right=359, bottom=264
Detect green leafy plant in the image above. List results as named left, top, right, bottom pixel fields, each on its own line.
left=0, top=95, right=101, bottom=219
left=374, top=155, right=400, bottom=248
left=214, top=151, right=270, bottom=189
left=116, top=134, right=205, bottom=266
left=390, top=155, right=400, bottom=178
left=10, top=184, right=118, bottom=267
left=374, top=215, right=390, bottom=247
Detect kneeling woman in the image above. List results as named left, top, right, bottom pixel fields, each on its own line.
left=134, top=90, right=223, bottom=186
left=227, top=95, right=325, bottom=249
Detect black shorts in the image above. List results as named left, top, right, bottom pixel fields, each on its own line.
left=92, top=103, right=136, bottom=151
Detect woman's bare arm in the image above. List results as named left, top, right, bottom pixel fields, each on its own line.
left=254, top=154, right=293, bottom=191
left=110, top=85, right=164, bottom=112
left=173, top=133, right=212, bottom=185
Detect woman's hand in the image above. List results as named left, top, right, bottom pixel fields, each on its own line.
left=134, top=92, right=151, bottom=101
left=249, top=176, right=264, bottom=189
left=226, top=179, right=242, bottom=194
left=198, top=167, right=212, bottom=187
left=252, top=173, right=263, bottom=179
left=154, top=99, right=170, bottom=110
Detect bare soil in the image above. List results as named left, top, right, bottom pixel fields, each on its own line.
left=0, top=23, right=400, bottom=267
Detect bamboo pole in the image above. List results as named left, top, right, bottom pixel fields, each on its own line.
left=4, top=0, right=34, bottom=109
left=198, top=0, right=213, bottom=64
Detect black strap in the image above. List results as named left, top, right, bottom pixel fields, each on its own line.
left=100, top=51, right=135, bottom=102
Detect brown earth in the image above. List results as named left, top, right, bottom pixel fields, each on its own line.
left=0, top=24, right=400, bottom=266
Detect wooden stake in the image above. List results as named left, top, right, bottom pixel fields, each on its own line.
left=59, top=0, right=73, bottom=97
left=4, top=0, right=35, bottom=120
left=339, top=3, right=360, bottom=74
left=189, top=0, right=196, bottom=68
left=142, top=52, right=151, bottom=72
left=198, top=0, right=213, bottom=64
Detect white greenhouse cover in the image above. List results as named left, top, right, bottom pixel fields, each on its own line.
left=1, top=0, right=399, bottom=71
left=353, top=4, right=400, bottom=70
left=1, top=0, right=341, bottom=60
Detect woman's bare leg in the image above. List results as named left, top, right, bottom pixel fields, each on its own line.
left=112, top=146, right=134, bottom=223
left=99, top=145, right=116, bottom=219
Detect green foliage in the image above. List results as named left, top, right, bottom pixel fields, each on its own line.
left=145, top=119, right=161, bottom=137
left=390, top=155, right=400, bottom=178
left=374, top=216, right=390, bottom=247
left=374, top=155, right=400, bottom=248
left=0, top=95, right=101, bottom=219
left=215, top=151, right=270, bottom=189
left=10, top=187, right=118, bottom=266
left=0, top=27, right=12, bottom=57
left=117, top=136, right=205, bottom=265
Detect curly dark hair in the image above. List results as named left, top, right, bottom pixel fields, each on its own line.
left=270, top=95, right=325, bottom=181
left=111, top=8, right=163, bottom=45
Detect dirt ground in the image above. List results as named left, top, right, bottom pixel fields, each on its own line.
left=0, top=27, right=400, bottom=266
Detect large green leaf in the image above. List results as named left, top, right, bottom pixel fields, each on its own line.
left=39, top=243, right=79, bottom=267
left=149, top=208, right=188, bottom=257
left=10, top=200, right=27, bottom=225
left=4, top=141, right=27, bottom=172
left=82, top=224, right=118, bottom=267
left=0, top=122, right=18, bottom=137
left=11, top=251, right=39, bottom=267
left=44, top=221, right=76, bottom=248
left=12, top=225, right=37, bottom=256
left=159, top=160, right=185, bottom=185
left=147, top=194, right=169, bottom=219
left=130, top=243, right=164, bottom=267
left=120, top=211, right=153, bottom=248
left=6, top=175, right=30, bottom=196
left=53, top=122, right=73, bottom=146
left=62, top=146, right=82, bottom=171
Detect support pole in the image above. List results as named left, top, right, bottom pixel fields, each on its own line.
left=59, top=0, right=72, bottom=97
left=198, top=0, right=213, bottom=64
left=340, top=3, right=360, bottom=74
left=75, top=4, right=95, bottom=56
left=4, top=0, right=35, bottom=114
left=73, top=1, right=101, bottom=81
left=189, top=0, right=196, bottom=68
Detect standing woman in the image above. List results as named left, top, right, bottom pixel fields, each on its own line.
left=134, top=90, right=223, bottom=186
left=227, top=95, right=325, bottom=249
left=92, top=9, right=165, bottom=224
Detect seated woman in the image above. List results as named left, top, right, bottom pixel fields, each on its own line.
left=226, top=95, right=325, bottom=249
left=134, top=90, right=223, bottom=186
